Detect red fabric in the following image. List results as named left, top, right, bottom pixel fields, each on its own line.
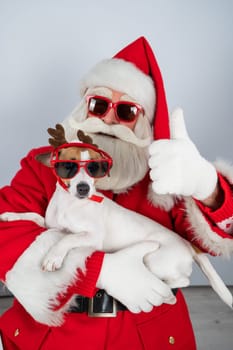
left=75, top=251, right=105, bottom=297
left=54, top=251, right=105, bottom=310
left=0, top=147, right=232, bottom=349
left=0, top=146, right=55, bottom=280
left=170, top=173, right=233, bottom=254
left=114, top=37, right=170, bottom=140
left=0, top=291, right=196, bottom=350
left=195, top=174, right=233, bottom=227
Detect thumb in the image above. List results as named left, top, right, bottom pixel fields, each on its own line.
left=129, top=241, right=160, bottom=258
left=170, top=108, right=190, bottom=140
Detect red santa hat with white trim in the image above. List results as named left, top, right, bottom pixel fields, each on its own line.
left=80, top=36, right=170, bottom=140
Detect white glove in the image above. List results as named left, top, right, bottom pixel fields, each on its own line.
left=96, top=241, right=176, bottom=313
left=149, top=108, right=217, bottom=200
left=144, top=236, right=194, bottom=289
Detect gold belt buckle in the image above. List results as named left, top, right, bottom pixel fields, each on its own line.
left=88, top=297, right=117, bottom=317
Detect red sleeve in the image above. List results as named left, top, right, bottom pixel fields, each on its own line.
left=194, top=174, right=233, bottom=231
left=171, top=174, right=233, bottom=255
left=54, top=251, right=105, bottom=309
left=0, top=147, right=52, bottom=280
left=75, top=251, right=105, bottom=296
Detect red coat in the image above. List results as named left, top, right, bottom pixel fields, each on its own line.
left=0, top=146, right=233, bottom=350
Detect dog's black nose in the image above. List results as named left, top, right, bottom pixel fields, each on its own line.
left=76, top=182, right=90, bottom=199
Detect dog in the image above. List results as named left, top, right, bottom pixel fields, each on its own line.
left=1, top=125, right=232, bottom=308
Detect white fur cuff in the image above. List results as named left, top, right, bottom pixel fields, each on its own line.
left=5, top=229, right=93, bottom=326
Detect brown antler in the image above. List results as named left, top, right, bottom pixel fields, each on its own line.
left=47, top=124, right=68, bottom=147
left=77, top=130, right=98, bottom=148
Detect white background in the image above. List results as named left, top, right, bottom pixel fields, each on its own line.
left=0, top=0, right=232, bottom=285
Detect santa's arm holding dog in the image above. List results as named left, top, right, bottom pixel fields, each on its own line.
left=0, top=37, right=233, bottom=350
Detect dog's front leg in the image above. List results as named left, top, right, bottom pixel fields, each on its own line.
left=41, top=231, right=99, bottom=272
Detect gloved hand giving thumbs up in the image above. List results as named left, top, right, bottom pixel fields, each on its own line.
left=149, top=108, right=217, bottom=200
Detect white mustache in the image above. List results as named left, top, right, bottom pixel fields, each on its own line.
left=68, top=117, right=151, bottom=148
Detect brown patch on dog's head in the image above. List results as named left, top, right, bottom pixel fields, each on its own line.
left=58, top=146, right=102, bottom=161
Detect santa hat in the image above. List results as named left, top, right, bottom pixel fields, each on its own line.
left=80, top=36, right=170, bottom=140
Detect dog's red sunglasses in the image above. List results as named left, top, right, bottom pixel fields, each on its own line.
left=50, top=142, right=113, bottom=180
left=86, top=95, right=144, bottom=123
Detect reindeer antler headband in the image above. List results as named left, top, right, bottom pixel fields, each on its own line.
left=47, top=124, right=98, bottom=148
left=47, top=124, right=112, bottom=164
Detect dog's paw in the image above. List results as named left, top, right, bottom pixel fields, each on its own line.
left=42, top=256, right=64, bottom=272
left=41, top=250, right=66, bottom=272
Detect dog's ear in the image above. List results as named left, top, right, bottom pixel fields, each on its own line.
left=48, top=124, right=68, bottom=147
left=35, top=152, right=52, bottom=167
left=77, top=129, right=98, bottom=148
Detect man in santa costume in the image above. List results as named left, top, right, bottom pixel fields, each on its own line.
left=0, top=36, right=233, bottom=350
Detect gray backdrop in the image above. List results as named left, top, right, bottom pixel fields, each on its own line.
left=0, top=0, right=232, bottom=285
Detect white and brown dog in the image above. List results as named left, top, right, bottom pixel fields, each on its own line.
left=1, top=125, right=232, bottom=308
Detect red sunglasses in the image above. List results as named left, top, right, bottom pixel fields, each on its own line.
left=50, top=142, right=113, bottom=179
left=86, top=95, right=144, bottom=123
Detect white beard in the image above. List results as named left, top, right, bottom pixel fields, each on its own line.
left=64, top=117, right=151, bottom=193
left=68, top=116, right=152, bottom=148
left=92, top=133, right=149, bottom=192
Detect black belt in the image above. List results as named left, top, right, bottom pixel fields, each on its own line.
left=69, top=290, right=126, bottom=317
left=69, top=288, right=178, bottom=317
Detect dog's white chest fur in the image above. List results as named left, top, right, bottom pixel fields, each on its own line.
left=45, top=184, right=106, bottom=249
left=46, top=186, right=98, bottom=231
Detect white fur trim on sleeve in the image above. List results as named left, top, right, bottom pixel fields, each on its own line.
left=148, top=182, right=233, bottom=256
left=184, top=197, right=233, bottom=257
left=5, top=229, right=94, bottom=326
left=147, top=183, right=179, bottom=211
left=214, top=159, right=233, bottom=183
left=184, top=159, right=233, bottom=256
